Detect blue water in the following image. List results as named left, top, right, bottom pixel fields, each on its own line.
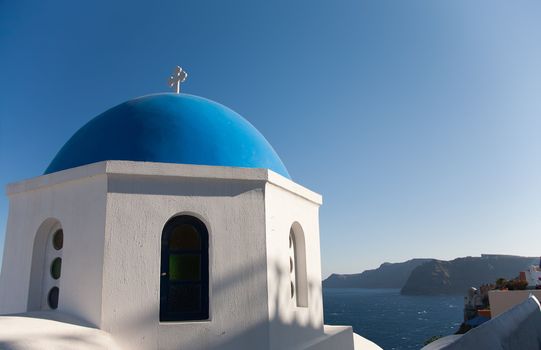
left=323, top=288, right=463, bottom=350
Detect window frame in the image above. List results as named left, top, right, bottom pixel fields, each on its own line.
left=160, top=215, right=210, bottom=322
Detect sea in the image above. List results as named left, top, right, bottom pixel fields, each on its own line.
left=323, top=288, right=463, bottom=350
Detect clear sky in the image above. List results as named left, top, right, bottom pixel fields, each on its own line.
left=1, top=0, right=540, bottom=278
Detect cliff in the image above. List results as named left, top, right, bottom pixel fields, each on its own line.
left=323, top=259, right=432, bottom=289
left=400, top=255, right=538, bottom=295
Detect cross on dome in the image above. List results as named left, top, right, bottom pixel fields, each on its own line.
left=168, top=66, right=188, bottom=93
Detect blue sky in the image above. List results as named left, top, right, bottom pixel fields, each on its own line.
left=1, top=0, right=540, bottom=277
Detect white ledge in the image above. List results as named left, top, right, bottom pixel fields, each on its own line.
left=6, top=161, right=322, bottom=205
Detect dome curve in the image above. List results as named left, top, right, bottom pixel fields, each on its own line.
left=45, top=93, right=290, bottom=178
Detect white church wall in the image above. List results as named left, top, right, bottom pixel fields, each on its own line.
left=303, top=325, right=355, bottom=350
left=0, top=161, right=354, bottom=350
left=0, top=169, right=107, bottom=327
left=264, top=180, right=325, bottom=350
left=0, top=197, right=34, bottom=313
left=100, top=171, right=271, bottom=350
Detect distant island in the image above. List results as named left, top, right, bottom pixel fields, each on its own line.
left=323, top=258, right=432, bottom=289
left=323, top=254, right=538, bottom=295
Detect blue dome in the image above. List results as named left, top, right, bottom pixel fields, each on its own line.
left=45, top=93, right=290, bottom=178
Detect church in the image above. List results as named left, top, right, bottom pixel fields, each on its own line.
left=0, top=68, right=381, bottom=349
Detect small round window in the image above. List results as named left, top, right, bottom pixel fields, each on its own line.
left=48, top=287, right=59, bottom=309
left=289, top=257, right=294, bottom=273
left=52, top=229, right=63, bottom=250
left=50, top=258, right=62, bottom=279
left=290, top=281, right=295, bottom=299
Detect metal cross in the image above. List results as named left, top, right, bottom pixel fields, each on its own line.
left=168, top=66, right=188, bottom=93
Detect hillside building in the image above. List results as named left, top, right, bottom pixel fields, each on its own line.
left=524, top=259, right=541, bottom=288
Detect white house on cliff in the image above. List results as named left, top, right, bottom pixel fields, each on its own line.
left=0, top=87, right=381, bottom=349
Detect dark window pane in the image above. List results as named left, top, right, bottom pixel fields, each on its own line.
left=168, top=284, right=201, bottom=313
left=161, top=215, right=209, bottom=321
left=50, top=258, right=62, bottom=279
left=53, top=229, right=63, bottom=250
left=169, top=224, right=201, bottom=251
left=169, top=254, right=200, bottom=281
left=48, top=287, right=59, bottom=309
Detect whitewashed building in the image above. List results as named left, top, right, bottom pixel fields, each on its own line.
left=0, top=88, right=381, bottom=349
left=525, top=262, right=541, bottom=288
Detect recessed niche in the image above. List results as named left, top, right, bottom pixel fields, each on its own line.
left=290, top=257, right=294, bottom=273
left=52, top=229, right=63, bottom=250
left=290, top=281, right=295, bottom=299
left=48, top=287, right=59, bottom=309
left=50, top=257, right=62, bottom=279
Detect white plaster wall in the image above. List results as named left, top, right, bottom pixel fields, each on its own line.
left=0, top=174, right=107, bottom=327
left=1, top=161, right=360, bottom=350
left=303, top=326, right=354, bottom=350
left=264, top=182, right=325, bottom=350
left=0, top=311, right=121, bottom=350
left=100, top=174, right=271, bottom=350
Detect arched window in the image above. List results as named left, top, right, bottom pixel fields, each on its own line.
left=28, top=219, right=64, bottom=311
left=289, top=223, right=308, bottom=307
left=160, top=215, right=209, bottom=321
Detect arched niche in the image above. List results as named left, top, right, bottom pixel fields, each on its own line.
left=27, top=218, right=64, bottom=311
left=289, top=222, right=308, bottom=307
